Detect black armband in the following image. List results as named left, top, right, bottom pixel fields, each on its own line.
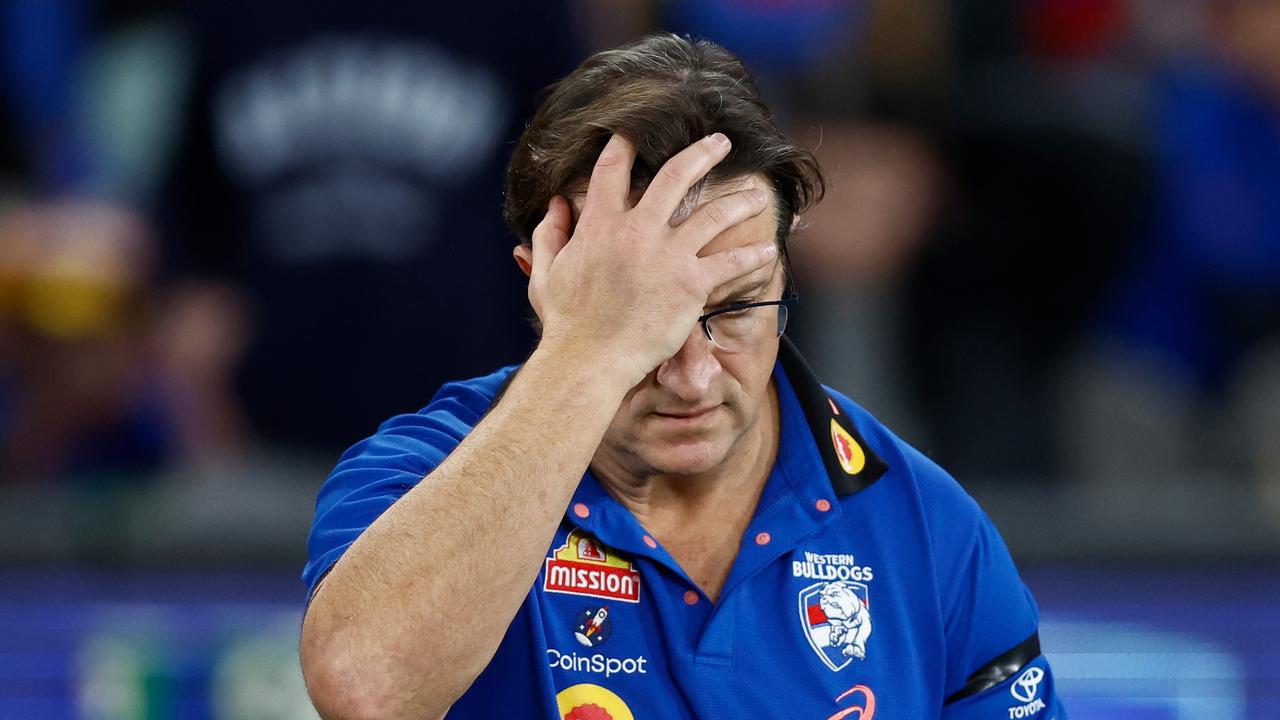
left=945, top=632, right=1042, bottom=704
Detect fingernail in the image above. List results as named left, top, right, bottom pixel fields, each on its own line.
left=709, top=132, right=730, bottom=148
left=751, top=188, right=768, bottom=207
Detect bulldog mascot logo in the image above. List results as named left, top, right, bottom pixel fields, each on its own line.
left=799, top=580, right=873, bottom=671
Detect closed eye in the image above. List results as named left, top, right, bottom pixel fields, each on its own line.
left=706, top=297, right=758, bottom=314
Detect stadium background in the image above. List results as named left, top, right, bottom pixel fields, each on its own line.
left=1, top=0, right=1277, bottom=717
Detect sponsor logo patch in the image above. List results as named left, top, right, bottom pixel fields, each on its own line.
left=800, top=580, right=873, bottom=671
left=545, top=530, right=641, bottom=603
left=1008, top=666, right=1047, bottom=718
left=830, top=419, right=866, bottom=475
left=827, top=684, right=876, bottom=720
left=556, top=683, right=635, bottom=720
left=1011, top=667, right=1044, bottom=703
left=547, top=648, right=649, bottom=679
left=573, top=606, right=612, bottom=648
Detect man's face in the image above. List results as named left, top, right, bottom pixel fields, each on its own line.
left=566, top=173, right=786, bottom=479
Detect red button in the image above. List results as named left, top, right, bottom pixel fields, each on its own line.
left=572, top=503, right=590, bottom=519
left=643, top=535, right=658, bottom=549
left=755, top=532, right=771, bottom=546
left=815, top=499, right=832, bottom=513
left=683, top=590, right=699, bottom=605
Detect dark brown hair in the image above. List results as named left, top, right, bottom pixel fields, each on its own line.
left=504, top=33, right=824, bottom=249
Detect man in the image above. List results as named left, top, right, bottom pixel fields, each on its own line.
left=300, top=34, right=1066, bottom=720
left=162, top=0, right=578, bottom=454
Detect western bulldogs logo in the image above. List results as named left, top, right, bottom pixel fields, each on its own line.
left=799, top=580, right=873, bottom=671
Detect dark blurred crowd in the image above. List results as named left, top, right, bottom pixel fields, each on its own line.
left=1, top=0, right=1277, bottom=518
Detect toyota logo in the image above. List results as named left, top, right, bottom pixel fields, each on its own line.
left=1010, top=667, right=1044, bottom=703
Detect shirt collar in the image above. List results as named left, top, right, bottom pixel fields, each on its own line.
left=776, top=336, right=889, bottom=497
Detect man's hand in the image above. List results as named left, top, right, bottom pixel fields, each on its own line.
left=527, top=133, right=774, bottom=386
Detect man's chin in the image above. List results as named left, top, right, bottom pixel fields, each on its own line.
left=632, top=439, right=733, bottom=477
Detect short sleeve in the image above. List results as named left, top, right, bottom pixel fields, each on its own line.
left=300, top=369, right=514, bottom=598
left=937, top=516, right=1067, bottom=718
left=940, top=508, right=1041, bottom=695
left=914, top=456, right=1067, bottom=719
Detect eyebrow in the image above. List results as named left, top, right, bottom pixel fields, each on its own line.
left=708, top=274, right=772, bottom=305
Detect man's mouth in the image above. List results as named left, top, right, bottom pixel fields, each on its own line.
left=652, top=406, right=719, bottom=420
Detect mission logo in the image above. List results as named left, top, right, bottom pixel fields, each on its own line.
left=544, top=530, right=641, bottom=603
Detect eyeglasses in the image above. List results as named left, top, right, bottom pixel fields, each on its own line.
left=697, top=294, right=798, bottom=353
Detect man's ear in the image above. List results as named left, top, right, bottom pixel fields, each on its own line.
left=512, top=244, right=533, bottom=277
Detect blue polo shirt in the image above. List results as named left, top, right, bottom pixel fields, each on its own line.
left=304, top=340, right=1066, bottom=720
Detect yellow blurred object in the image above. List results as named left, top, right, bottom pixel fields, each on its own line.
left=21, top=272, right=131, bottom=339
left=0, top=200, right=151, bottom=339
left=0, top=269, right=20, bottom=316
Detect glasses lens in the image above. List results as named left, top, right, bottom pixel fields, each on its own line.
left=706, top=303, right=789, bottom=353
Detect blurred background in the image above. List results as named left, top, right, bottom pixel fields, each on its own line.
left=0, top=0, right=1277, bottom=717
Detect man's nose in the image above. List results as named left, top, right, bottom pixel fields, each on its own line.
left=654, top=326, right=721, bottom=400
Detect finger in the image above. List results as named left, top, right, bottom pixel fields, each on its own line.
left=675, top=186, right=769, bottom=251
left=582, top=134, right=637, bottom=214
left=530, top=195, right=571, bottom=277
left=696, top=241, right=779, bottom=293
left=634, top=133, right=732, bottom=220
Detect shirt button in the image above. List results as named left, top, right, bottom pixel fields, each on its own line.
left=683, top=590, right=699, bottom=605
left=815, top=499, right=832, bottom=513
left=572, top=503, right=590, bottom=519
left=755, top=532, right=771, bottom=546
left=642, top=534, right=658, bottom=549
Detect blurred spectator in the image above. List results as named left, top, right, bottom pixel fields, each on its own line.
left=791, top=122, right=943, bottom=445
left=0, top=0, right=91, bottom=191
left=2, top=1, right=584, bottom=475
left=665, top=0, right=867, bottom=101
left=784, top=0, right=949, bottom=445
left=1022, top=0, right=1130, bottom=62
left=1065, top=0, right=1280, bottom=509
left=0, top=200, right=175, bottom=481
left=0, top=0, right=185, bottom=201
left=160, top=0, right=580, bottom=456
left=902, top=0, right=1149, bottom=480
left=0, top=1, right=197, bottom=481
